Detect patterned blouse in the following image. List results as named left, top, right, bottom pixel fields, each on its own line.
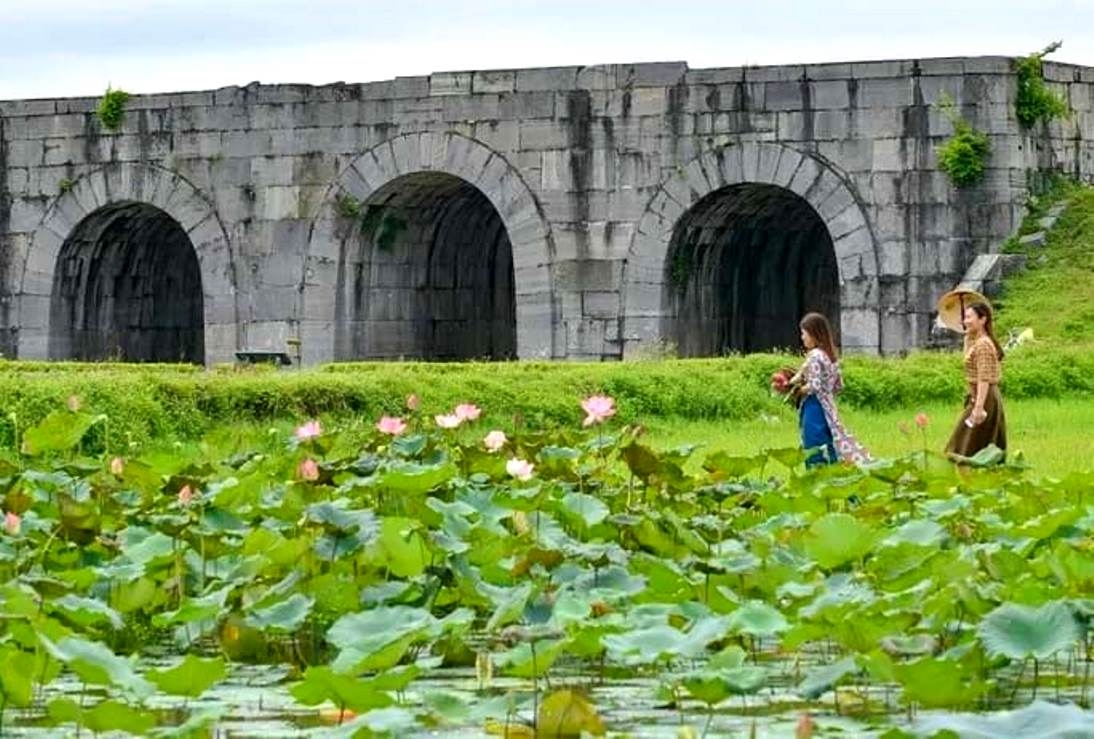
left=963, top=335, right=1002, bottom=386
left=800, top=348, right=870, bottom=464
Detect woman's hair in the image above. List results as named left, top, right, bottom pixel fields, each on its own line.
left=800, top=312, right=839, bottom=362
left=968, top=302, right=1004, bottom=361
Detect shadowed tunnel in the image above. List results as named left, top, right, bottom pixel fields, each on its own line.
left=665, top=183, right=840, bottom=356
left=336, top=171, right=516, bottom=360
left=49, top=202, right=205, bottom=363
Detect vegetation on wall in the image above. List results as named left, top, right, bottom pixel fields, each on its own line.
left=335, top=194, right=407, bottom=253
left=936, top=94, right=990, bottom=188
left=96, top=86, right=130, bottom=132
left=1014, top=41, right=1070, bottom=129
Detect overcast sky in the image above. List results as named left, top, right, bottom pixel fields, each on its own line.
left=2, top=1, right=1091, bottom=100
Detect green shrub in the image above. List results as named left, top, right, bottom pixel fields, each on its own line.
left=935, top=94, right=990, bottom=188
left=937, top=121, right=990, bottom=188
left=97, top=86, right=130, bottom=132
left=1015, top=41, right=1069, bottom=128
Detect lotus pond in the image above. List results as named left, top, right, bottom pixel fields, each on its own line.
left=0, top=397, right=1091, bottom=738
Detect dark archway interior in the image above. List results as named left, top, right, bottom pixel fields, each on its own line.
left=336, top=171, right=516, bottom=360
left=50, top=202, right=204, bottom=363
left=665, top=184, right=840, bottom=356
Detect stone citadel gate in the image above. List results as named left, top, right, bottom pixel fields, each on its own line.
left=1, top=57, right=1092, bottom=364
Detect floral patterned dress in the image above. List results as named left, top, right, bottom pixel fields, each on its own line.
left=799, top=348, right=870, bottom=464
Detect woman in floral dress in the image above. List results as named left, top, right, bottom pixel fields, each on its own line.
left=795, top=313, right=870, bottom=467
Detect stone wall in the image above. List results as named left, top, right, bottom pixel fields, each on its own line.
left=0, top=56, right=1091, bottom=364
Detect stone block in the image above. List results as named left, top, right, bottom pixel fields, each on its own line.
left=6, top=138, right=44, bottom=167
left=962, top=57, right=1013, bottom=75
left=841, top=308, right=881, bottom=352
left=686, top=67, right=745, bottom=85
left=919, top=58, right=966, bottom=76
left=1018, top=231, right=1046, bottom=248
left=764, top=81, right=805, bottom=111
left=857, top=77, right=914, bottom=108
left=852, top=60, right=915, bottom=79
left=627, top=88, right=667, bottom=116
left=516, top=67, right=578, bottom=92
left=577, top=65, right=616, bottom=90
left=812, top=80, right=851, bottom=109
left=616, top=62, right=687, bottom=87
left=854, top=107, right=904, bottom=139
left=472, top=119, right=519, bottom=152
left=430, top=71, right=472, bottom=96
left=498, top=91, right=556, bottom=119
left=9, top=198, right=46, bottom=234
left=806, top=63, right=853, bottom=81
left=519, top=121, right=569, bottom=150
left=879, top=241, right=907, bottom=277
left=742, top=65, right=804, bottom=83
left=393, top=76, right=430, bottom=98
left=473, top=70, right=516, bottom=94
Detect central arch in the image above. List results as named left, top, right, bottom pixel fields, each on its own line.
left=667, top=183, right=840, bottom=356
left=50, top=202, right=205, bottom=363
left=302, top=132, right=557, bottom=364
left=622, top=142, right=881, bottom=357
left=336, top=171, right=516, bottom=360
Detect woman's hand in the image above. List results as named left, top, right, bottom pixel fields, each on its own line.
left=969, top=406, right=988, bottom=426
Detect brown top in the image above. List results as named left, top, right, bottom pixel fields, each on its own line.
left=964, top=335, right=1001, bottom=386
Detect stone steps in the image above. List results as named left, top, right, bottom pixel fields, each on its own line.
left=956, top=200, right=1069, bottom=298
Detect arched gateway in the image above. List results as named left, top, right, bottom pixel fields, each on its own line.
left=16, top=163, right=239, bottom=364
left=621, top=142, right=881, bottom=357
left=301, top=132, right=558, bottom=363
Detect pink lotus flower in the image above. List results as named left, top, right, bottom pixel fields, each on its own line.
left=66, top=395, right=82, bottom=412
left=483, top=430, right=507, bottom=453
left=915, top=412, right=930, bottom=429
left=454, top=403, right=482, bottom=422
left=298, top=459, right=320, bottom=482
left=178, top=485, right=196, bottom=506
left=795, top=712, right=815, bottom=739
left=109, top=456, right=125, bottom=476
left=3, top=511, right=20, bottom=536
left=581, top=395, right=616, bottom=427
left=376, top=416, right=407, bottom=436
left=406, top=394, right=421, bottom=411
left=295, top=420, right=322, bottom=441
left=435, top=414, right=463, bottom=429
left=506, top=458, right=534, bottom=481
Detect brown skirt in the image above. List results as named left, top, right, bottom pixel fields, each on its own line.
left=945, top=385, right=1006, bottom=460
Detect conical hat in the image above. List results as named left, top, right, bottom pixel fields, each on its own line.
left=936, top=288, right=990, bottom=333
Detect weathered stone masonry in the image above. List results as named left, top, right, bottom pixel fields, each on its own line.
left=1, top=57, right=1092, bottom=364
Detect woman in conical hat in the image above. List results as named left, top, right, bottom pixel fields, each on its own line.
left=944, top=301, right=1007, bottom=461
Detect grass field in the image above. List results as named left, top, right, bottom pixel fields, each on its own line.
left=180, top=395, right=1094, bottom=478
left=644, top=397, right=1094, bottom=476
left=998, top=181, right=1094, bottom=344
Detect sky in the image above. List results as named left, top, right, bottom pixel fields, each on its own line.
left=1, top=0, right=1092, bottom=100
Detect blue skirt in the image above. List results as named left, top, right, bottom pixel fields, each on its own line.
left=799, top=395, right=837, bottom=467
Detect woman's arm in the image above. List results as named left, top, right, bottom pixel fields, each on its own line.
left=800, top=351, right=825, bottom=395
left=970, top=340, right=995, bottom=425
left=971, top=381, right=989, bottom=425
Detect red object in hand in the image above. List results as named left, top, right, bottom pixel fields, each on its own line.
left=770, top=368, right=795, bottom=394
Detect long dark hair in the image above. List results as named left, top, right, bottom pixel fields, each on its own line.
left=800, top=312, right=838, bottom=362
left=968, top=302, right=1004, bottom=361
